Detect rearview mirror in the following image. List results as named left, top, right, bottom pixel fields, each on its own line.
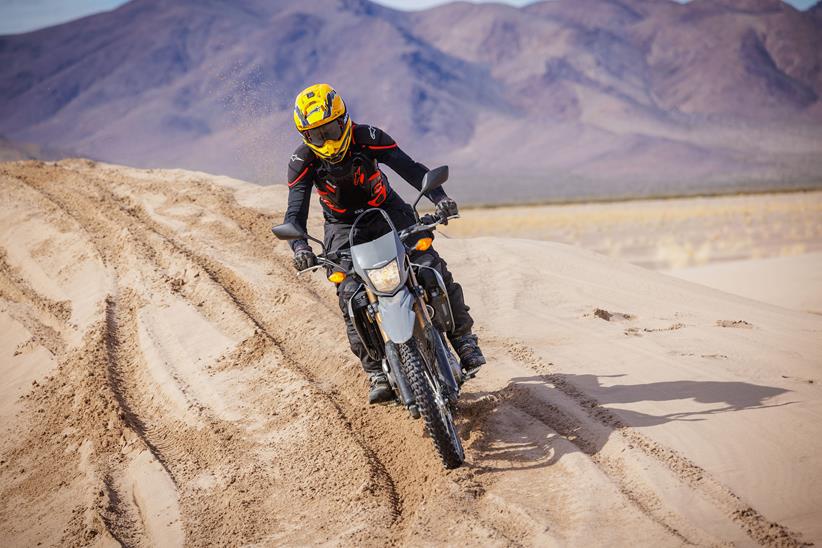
left=271, top=222, right=308, bottom=241
left=421, top=165, right=448, bottom=195
left=413, top=165, right=449, bottom=211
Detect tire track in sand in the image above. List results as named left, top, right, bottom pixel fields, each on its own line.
left=77, top=168, right=464, bottom=529
left=85, top=173, right=404, bottom=526
left=0, top=248, right=69, bottom=356
left=14, top=161, right=779, bottom=545
left=495, top=339, right=810, bottom=547
left=0, top=290, right=177, bottom=546
left=3, top=173, right=186, bottom=545
left=104, top=292, right=176, bottom=482
left=93, top=167, right=606, bottom=544
left=13, top=165, right=407, bottom=543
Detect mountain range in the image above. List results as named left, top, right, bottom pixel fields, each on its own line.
left=1, top=0, right=821, bottom=203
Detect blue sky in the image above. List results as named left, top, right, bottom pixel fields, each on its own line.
left=0, top=0, right=818, bottom=35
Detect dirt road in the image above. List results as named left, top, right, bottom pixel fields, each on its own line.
left=1, top=160, right=820, bottom=546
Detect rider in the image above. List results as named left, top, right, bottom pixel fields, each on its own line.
left=283, top=83, right=485, bottom=404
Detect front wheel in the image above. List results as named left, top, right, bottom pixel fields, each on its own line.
left=398, top=339, right=464, bottom=469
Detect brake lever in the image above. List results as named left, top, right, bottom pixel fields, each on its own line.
left=297, top=264, right=325, bottom=276
left=401, top=212, right=462, bottom=239
left=424, top=213, right=459, bottom=229
left=297, top=256, right=346, bottom=275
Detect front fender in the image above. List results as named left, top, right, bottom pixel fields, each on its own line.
left=378, top=289, right=417, bottom=344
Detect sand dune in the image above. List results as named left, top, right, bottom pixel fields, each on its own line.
left=670, top=253, right=822, bottom=315
left=1, top=160, right=820, bottom=546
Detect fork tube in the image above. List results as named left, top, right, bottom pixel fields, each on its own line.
left=408, top=265, right=431, bottom=329
left=367, top=288, right=389, bottom=343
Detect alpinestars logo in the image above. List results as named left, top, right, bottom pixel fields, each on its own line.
left=369, top=126, right=376, bottom=140
left=290, top=154, right=303, bottom=163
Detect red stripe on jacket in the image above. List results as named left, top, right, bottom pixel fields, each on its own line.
left=288, top=166, right=309, bottom=188
left=321, top=197, right=348, bottom=213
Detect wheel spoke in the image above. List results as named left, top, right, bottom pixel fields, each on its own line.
left=398, top=339, right=464, bottom=468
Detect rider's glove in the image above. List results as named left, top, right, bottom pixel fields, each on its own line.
left=435, top=197, right=459, bottom=225
left=292, top=240, right=317, bottom=271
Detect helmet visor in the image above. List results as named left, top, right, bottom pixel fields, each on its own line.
left=303, top=115, right=347, bottom=146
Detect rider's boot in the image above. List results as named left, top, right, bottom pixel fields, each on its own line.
left=368, top=372, right=394, bottom=404
left=451, top=333, right=486, bottom=377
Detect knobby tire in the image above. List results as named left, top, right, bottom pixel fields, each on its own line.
left=398, top=339, right=464, bottom=469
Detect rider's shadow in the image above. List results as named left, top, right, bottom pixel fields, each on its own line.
left=457, top=373, right=792, bottom=473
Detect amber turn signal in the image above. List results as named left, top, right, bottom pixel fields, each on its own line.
left=328, top=271, right=346, bottom=284
left=415, top=237, right=433, bottom=251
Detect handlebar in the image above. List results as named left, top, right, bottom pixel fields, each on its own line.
left=398, top=213, right=459, bottom=241
left=297, top=213, right=459, bottom=275
left=297, top=255, right=344, bottom=276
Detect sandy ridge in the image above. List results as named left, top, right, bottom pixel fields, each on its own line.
left=0, top=250, right=67, bottom=358
left=6, top=165, right=401, bottom=544
left=1, top=159, right=819, bottom=546
left=4, top=161, right=456, bottom=544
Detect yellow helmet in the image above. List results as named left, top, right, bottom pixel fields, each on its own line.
left=293, top=83, right=352, bottom=163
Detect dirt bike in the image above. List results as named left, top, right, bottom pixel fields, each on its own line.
left=271, top=166, right=468, bottom=469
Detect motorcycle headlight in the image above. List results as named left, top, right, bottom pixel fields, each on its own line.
left=367, top=259, right=401, bottom=293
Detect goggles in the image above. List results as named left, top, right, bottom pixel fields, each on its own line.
left=302, top=114, right=348, bottom=146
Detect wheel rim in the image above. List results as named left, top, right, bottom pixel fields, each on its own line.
left=425, top=369, right=464, bottom=461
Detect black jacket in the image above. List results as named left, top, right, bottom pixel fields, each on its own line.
left=284, top=123, right=447, bottom=249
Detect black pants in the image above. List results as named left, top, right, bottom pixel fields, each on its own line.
left=324, top=195, right=474, bottom=375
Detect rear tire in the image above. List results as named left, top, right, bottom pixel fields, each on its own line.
left=398, top=339, right=464, bottom=469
